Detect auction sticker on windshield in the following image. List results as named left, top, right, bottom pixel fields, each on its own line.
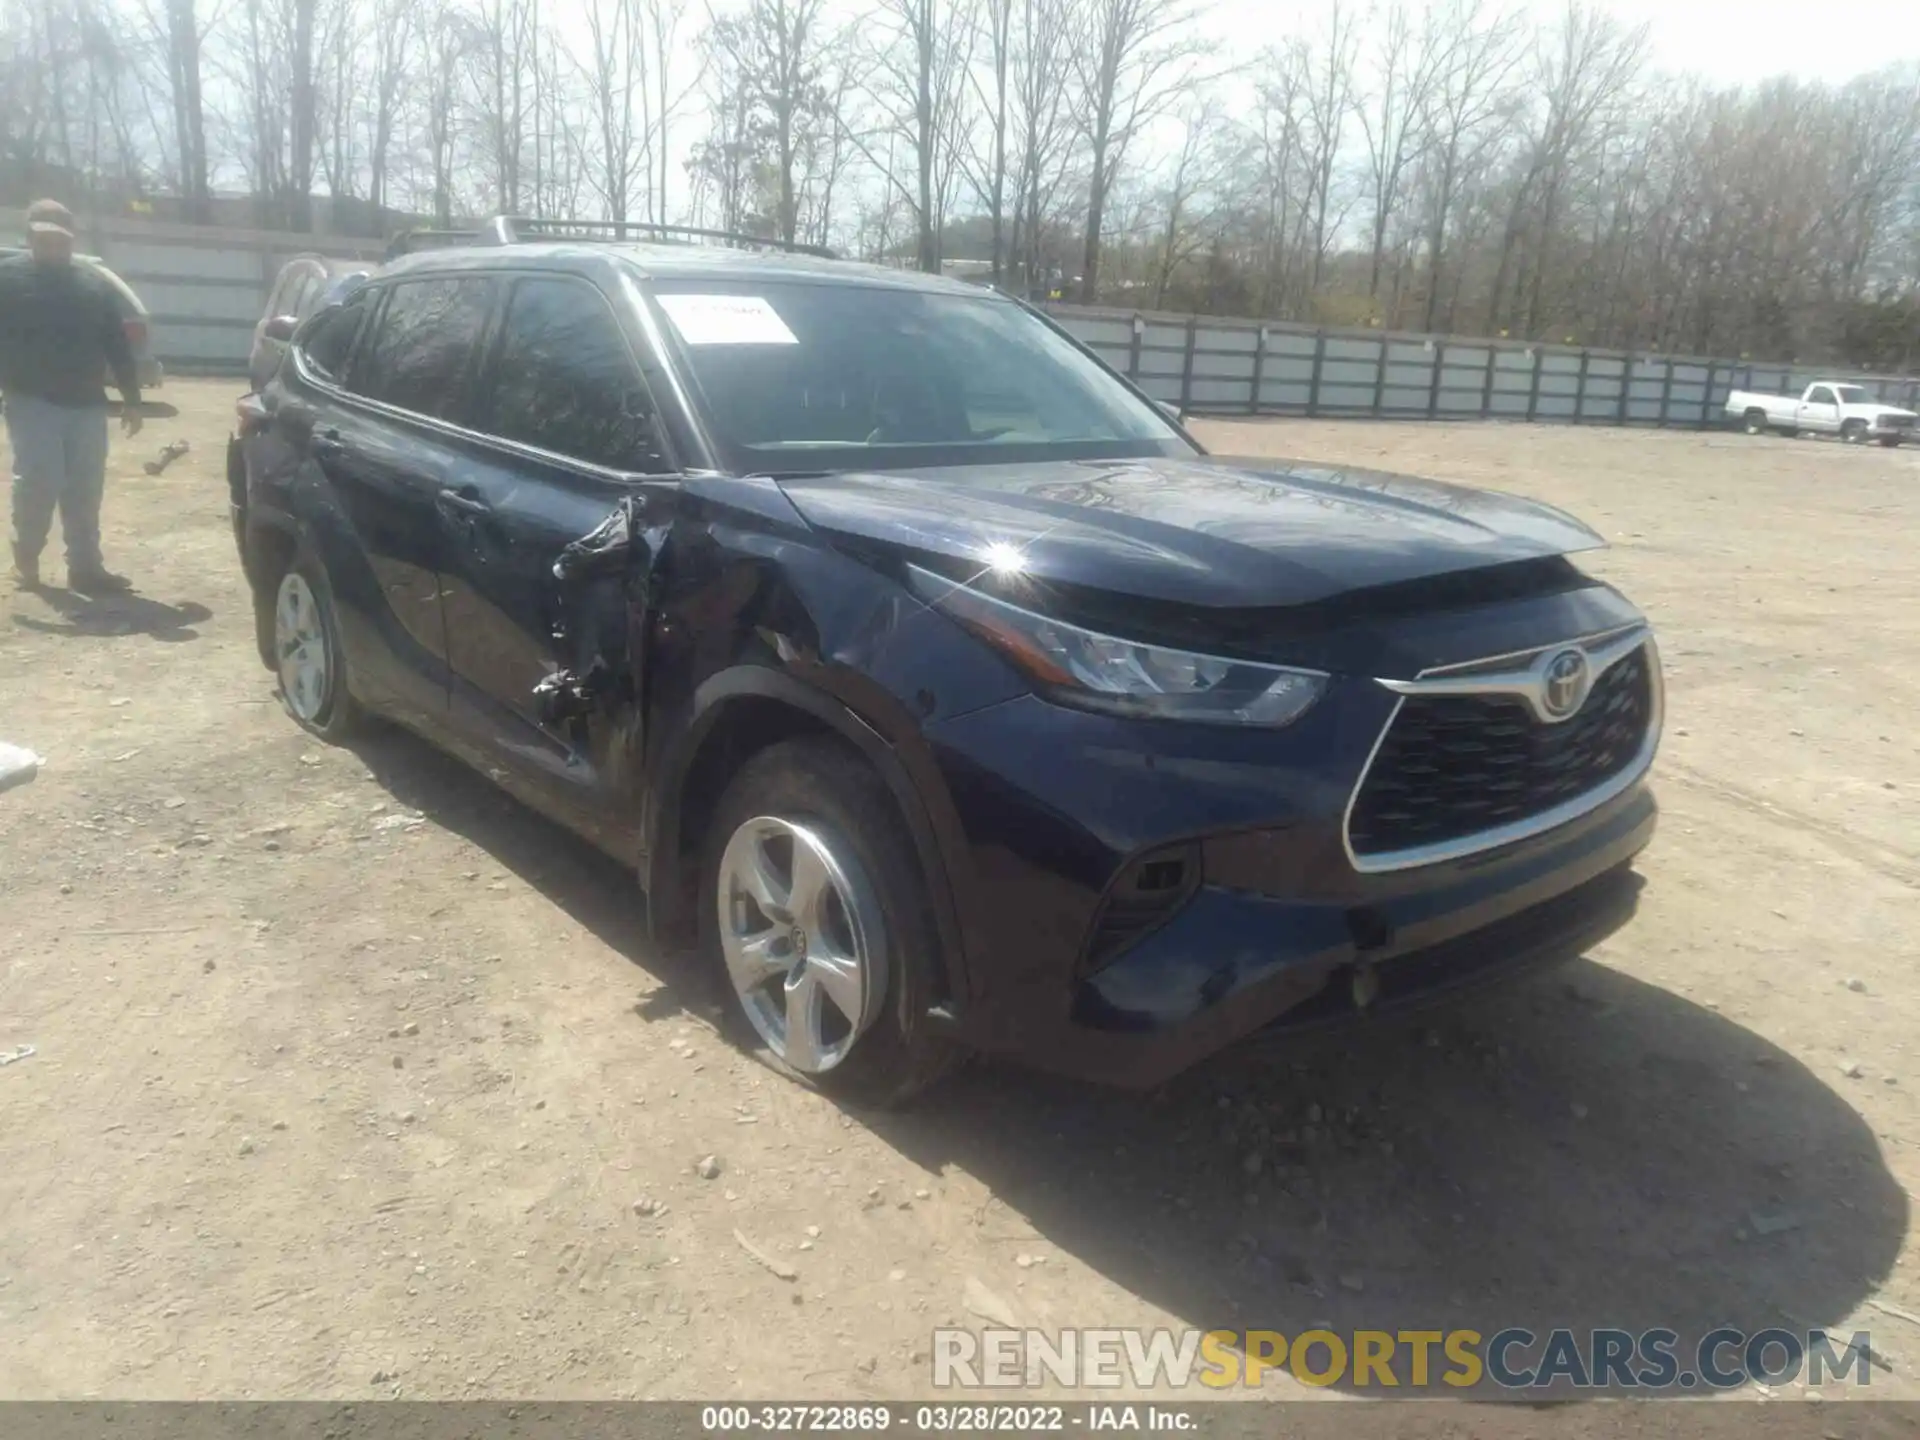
left=656, top=293, right=799, bottom=346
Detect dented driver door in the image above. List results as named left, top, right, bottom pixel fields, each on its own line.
left=435, top=454, right=675, bottom=849
left=434, top=272, right=681, bottom=849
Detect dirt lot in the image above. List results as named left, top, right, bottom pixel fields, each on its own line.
left=2, top=380, right=1918, bottom=1407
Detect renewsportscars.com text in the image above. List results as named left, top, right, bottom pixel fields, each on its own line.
left=931, top=1326, right=1877, bottom=1391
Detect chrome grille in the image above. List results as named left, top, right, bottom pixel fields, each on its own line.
left=1347, top=633, right=1659, bottom=870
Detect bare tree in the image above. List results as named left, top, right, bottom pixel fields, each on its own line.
left=578, top=0, right=650, bottom=222
left=704, top=0, right=832, bottom=245
left=316, top=0, right=358, bottom=211
left=1247, top=49, right=1307, bottom=315
left=1146, top=97, right=1228, bottom=306
left=228, top=0, right=289, bottom=223
left=1071, top=0, right=1210, bottom=302
left=1354, top=0, right=1438, bottom=302
left=956, top=0, right=1012, bottom=278
left=421, top=0, right=469, bottom=225
left=1413, top=0, right=1524, bottom=329
left=362, top=0, right=415, bottom=231
left=1487, top=1, right=1646, bottom=336
left=862, top=0, right=973, bottom=271
left=1007, top=0, right=1077, bottom=294
left=5, top=0, right=1918, bottom=380
left=648, top=0, right=697, bottom=224
left=1297, top=0, right=1358, bottom=300
left=469, top=0, right=537, bottom=212
left=162, top=0, right=213, bottom=220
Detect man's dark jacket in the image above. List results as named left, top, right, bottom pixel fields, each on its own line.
left=0, top=254, right=140, bottom=408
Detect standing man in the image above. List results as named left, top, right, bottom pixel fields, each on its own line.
left=1, top=199, right=143, bottom=593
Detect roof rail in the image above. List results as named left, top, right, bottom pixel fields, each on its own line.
left=484, top=215, right=836, bottom=260
left=384, top=228, right=482, bottom=261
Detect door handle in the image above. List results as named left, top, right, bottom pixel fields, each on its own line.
left=438, top=488, right=492, bottom=518
left=310, top=427, right=345, bottom=459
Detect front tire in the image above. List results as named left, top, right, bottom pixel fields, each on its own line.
left=701, top=738, right=959, bottom=1107
left=272, top=550, right=365, bottom=742
left=1842, top=419, right=1869, bottom=445
left=1879, top=436, right=1903, bottom=449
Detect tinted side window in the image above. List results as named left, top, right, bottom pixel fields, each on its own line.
left=483, top=278, right=668, bottom=471
left=1808, top=387, right=1836, bottom=406
left=352, top=277, right=497, bottom=420
left=297, top=293, right=369, bottom=383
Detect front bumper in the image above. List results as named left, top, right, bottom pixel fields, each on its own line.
left=1055, top=786, right=1651, bottom=1087
left=948, top=775, right=1653, bottom=1089
left=921, top=635, right=1658, bottom=1088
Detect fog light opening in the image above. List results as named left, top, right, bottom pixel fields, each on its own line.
left=1079, top=842, right=1203, bottom=976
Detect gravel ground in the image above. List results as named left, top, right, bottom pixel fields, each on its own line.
left=1, top=383, right=1916, bottom=1413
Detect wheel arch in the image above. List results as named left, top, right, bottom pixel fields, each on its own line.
left=642, top=666, right=970, bottom=1010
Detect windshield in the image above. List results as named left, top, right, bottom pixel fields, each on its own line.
left=645, top=279, right=1193, bottom=473
left=1834, top=385, right=1874, bottom=404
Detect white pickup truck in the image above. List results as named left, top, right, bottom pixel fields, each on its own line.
left=1727, top=381, right=1917, bottom=447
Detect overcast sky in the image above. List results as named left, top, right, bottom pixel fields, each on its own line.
left=1194, top=0, right=1918, bottom=86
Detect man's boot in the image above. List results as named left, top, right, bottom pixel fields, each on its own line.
left=10, top=545, right=39, bottom=590
left=68, top=564, right=131, bottom=594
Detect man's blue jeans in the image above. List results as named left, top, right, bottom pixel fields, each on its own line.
left=6, top=393, right=110, bottom=573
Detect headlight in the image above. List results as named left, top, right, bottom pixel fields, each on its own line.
left=910, top=565, right=1327, bottom=727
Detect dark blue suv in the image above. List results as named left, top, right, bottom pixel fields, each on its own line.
left=231, top=218, right=1661, bottom=1105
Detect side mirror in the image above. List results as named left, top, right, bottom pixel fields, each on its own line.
left=1156, top=399, right=1185, bottom=424
left=263, top=314, right=299, bottom=344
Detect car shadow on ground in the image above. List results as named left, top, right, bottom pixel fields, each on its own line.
left=866, top=966, right=1909, bottom=1397
left=347, top=723, right=1908, bottom=1400
left=350, top=724, right=738, bottom=1042
left=11, top=585, right=210, bottom=641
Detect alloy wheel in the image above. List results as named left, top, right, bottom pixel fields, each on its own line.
left=275, top=571, right=331, bottom=722
left=716, top=815, right=885, bottom=1074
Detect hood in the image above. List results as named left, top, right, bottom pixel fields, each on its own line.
left=777, top=455, right=1607, bottom=608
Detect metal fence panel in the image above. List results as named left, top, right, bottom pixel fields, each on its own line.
left=1196, top=353, right=1257, bottom=381
left=1048, top=302, right=1919, bottom=430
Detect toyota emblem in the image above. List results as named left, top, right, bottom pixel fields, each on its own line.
left=1541, top=649, right=1591, bottom=720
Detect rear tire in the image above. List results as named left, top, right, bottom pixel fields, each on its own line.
left=700, top=738, right=960, bottom=1107
left=271, top=548, right=365, bottom=742
left=1742, top=409, right=1768, bottom=436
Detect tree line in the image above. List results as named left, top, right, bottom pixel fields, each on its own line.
left=3, top=0, right=1917, bottom=368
